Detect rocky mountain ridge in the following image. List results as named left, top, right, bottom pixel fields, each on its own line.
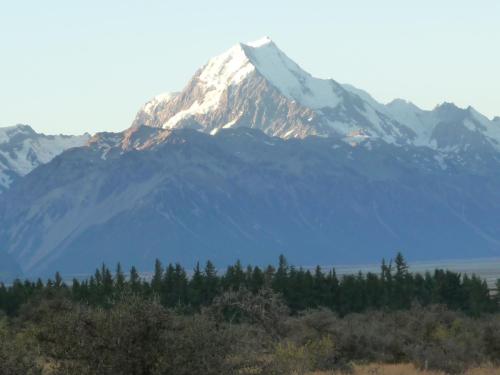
left=1, top=37, right=499, bottom=278
left=0, top=124, right=90, bottom=193
left=132, top=37, right=500, bottom=154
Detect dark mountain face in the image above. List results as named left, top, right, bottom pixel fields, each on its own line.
left=2, top=38, right=500, bottom=279
left=1, top=127, right=500, bottom=277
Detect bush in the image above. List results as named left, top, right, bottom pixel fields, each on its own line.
left=30, top=295, right=234, bottom=375
left=0, top=317, right=41, bottom=375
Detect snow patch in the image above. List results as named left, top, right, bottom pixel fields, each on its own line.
left=246, top=36, right=273, bottom=48
left=222, top=117, right=238, bottom=129
left=143, top=92, right=177, bottom=114
left=243, top=39, right=342, bottom=109
left=0, top=125, right=89, bottom=190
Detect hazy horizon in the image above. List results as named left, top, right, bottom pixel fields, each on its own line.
left=1, top=0, right=499, bottom=135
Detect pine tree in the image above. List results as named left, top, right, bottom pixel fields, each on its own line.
left=54, top=272, right=64, bottom=288
left=313, top=265, right=328, bottom=306
left=152, top=259, right=164, bottom=294
left=115, top=263, right=125, bottom=290
left=189, top=262, right=204, bottom=307
left=173, top=263, right=188, bottom=306
left=326, top=268, right=340, bottom=310
left=203, top=261, right=219, bottom=304
left=249, top=266, right=265, bottom=293
left=393, top=252, right=411, bottom=309
left=129, top=266, right=141, bottom=293
left=380, top=258, right=393, bottom=307
left=102, top=264, right=114, bottom=300
left=71, top=278, right=81, bottom=299
left=223, top=260, right=245, bottom=291
left=273, top=255, right=289, bottom=293
left=394, top=252, right=409, bottom=277
left=35, top=278, right=44, bottom=290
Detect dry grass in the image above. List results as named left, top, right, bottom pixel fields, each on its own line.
left=309, top=363, right=500, bottom=375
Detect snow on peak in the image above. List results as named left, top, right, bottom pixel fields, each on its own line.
left=245, top=36, right=274, bottom=48
left=241, top=39, right=342, bottom=109
left=153, top=92, right=177, bottom=102
left=198, top=44, right=255, bottom=89
left=197, top=37, right=342, bottom=110
left=162, top=44, right=255, bottom=129
left=143, top=92, right=178, bottom=113
left=0, top=125, right=90, bottom=191
left=435, top=102, right=462, bottom=112
left=135, top=37, right=500, bottom=153
left=160, top=38, right=345, bottom=129
left=0, top=124, right=35, bottom=142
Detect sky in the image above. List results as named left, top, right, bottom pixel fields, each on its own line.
left=0, top=0, right=499, bottom=135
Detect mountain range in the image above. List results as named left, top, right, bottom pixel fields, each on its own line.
left=132, top=37, right=500, bottom=152
left=1, top=37, right=499, bottom=278
left=0, top=125, right=89, bottom=193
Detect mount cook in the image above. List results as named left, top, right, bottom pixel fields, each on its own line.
left=1, top=37, right=500, bottom=278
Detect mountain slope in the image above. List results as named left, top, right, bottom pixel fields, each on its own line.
left=131, top=37, right=414, bottom=143
left=132, top=37, right=500, bottom=152
left=0, top=125, right=90, bottom=192
left=2, top=38, right=500, bottom=278
left=1, top=127, right=500, bottom=277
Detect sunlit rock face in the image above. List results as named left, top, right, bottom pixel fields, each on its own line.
left=2, top=38, right=500, bottom=278
left=133, top=38, right=500, bottom=152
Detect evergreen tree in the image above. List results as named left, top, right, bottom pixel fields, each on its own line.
left=393, top=252, right=411, bottom=309
left=394, top=252, right=409, bottom=277
left=129, top=266, right=141, bottom=293
left=115, top=263, right=125, bottom=290
left=249, top=266, right=265, bottom=293
left=189, top=262, right=204, bottom=307
left=203, top=261, right=219, bottom=305
left=152, top=259, right=164, bottom=294
left=326, top=268, right=340, bottom=310
left=272, top=255, right=289, bottom=293
left=54, top=272, right=64, bottom=288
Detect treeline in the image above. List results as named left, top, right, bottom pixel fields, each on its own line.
left=1, top=253, right=498, bottom=317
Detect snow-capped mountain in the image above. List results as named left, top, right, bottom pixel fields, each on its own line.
left=132, top=37, right=500, bottom=153
left=1, top=37, right=500, bottom=278
left=2, top=127, right=500, bottom=277
left=0, top=125, right=90, bottom=192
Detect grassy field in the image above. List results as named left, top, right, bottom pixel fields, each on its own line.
left=311, top=364, right=500, bottom=374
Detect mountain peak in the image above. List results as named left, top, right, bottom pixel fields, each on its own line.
left=435, top=102, right=462, bottom=112
left=387, top=98, right=420, bottom=111
left=0, top=125, right=90, bottom=192
left=240, top=38, right=343, bottom=109
left=0, top=123, right=35, bottom=135
left=132, top=38, right=500, bottom=152
left=197, top=37, right=344, bottom=109
left=244, top=36, right=274, bottom=48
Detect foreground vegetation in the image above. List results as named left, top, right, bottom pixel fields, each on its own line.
left=1, top=253, right=499, bottom=317
left=315, top=364, right=500, bottom=374
left=0, top=254, right=500, bottom=374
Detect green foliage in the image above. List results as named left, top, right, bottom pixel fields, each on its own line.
left=0, top=315, right=41, bottom=374
left=28, top=294, right=233, bottom=375
left=0, top=254, right=497, bottom=318
left=0, top=282, right=499, bottom=374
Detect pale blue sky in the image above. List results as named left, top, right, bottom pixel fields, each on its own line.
left=1, top=0, right=499, bottom=135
